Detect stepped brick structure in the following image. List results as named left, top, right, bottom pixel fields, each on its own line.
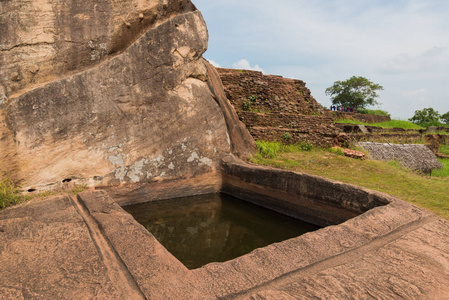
left=217, top=68, right=323, bottom=115
left=217, top=68, right=341, bottom=147
left=238, top=111, right=339, bottom=147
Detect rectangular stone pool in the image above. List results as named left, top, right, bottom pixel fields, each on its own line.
left=123, top=193, right=321, bottom=269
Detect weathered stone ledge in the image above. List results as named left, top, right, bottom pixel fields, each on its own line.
left=2, top=160, right=449, bottom=299
left=77, top=159, right=443, bottom=298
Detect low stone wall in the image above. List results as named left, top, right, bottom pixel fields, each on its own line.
left=336, top=123, right=419, bottom=134
left=98, top=172, right=222, bottom=206
left=105, top=155, right=390, bottom=227
left=221, top=157, right=389, bottom=227
left=349, top=133, right=423, bottom=144
left=249, top=127, right=336, bottom=147
left=324, top=111, right=391, bottom=123
left=238, top=111, right=334, bottom=128
left=238, top=111, right=339, bottom=147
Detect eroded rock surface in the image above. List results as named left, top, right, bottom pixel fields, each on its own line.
left=2, top=186, right=449, bottom=299
left=0, top=1, right=250, bottom=192
left=0, top=196, right=129, bottom=299
left=0, top=0, right=196, bottom=99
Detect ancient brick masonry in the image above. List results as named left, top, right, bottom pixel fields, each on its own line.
left=324, top=111, right=391, bottom=124
left=217, top=68, right=341, bottom=147
left=217, top=68, right=323, bottom=115
left=239, top=112, right=339, bottom=147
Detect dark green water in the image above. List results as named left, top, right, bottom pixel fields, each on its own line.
left=123, top=193, right=321, bottom=269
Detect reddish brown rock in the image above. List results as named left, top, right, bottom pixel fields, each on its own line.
left=3, top=169, right=449, bottom=299
left=0, top=3, right=248, bottom=193
left=343, top=148, right=367, bottom=160
left=0, top=0, right=196, bottom=99
left=205, top=63, right=255, bottom=159
left=0, top=195, right=134, bottom=299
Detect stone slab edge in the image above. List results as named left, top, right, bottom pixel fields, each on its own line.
left=77, top=166, right=435, bottom=299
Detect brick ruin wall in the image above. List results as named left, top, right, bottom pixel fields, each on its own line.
left=217, top=68, right=341, bottom=147
left=217, top=68, right=324, bottom=115
left=324, top=111, right=391, bottom=124
left=216, top=68, right=431, bottom=149
left=238, top=111, right=339, bottom=147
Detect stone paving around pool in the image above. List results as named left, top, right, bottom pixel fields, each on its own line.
left=1, top=188, right=449, bottom=299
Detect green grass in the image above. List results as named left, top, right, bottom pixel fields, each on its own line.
left=357, top=108, right=391, bottom=117
left=440, top=144, right=449, bottom=156
left=0, top=179, right=88, bottom=211
left=251, top=143, right=449, bottom=219
left=432, top=159, right=449, bottom=178
left=336, top=118, right=424, bottom=130
left=253, top=141, right=312, bottom=160
left=255, top=141, right=281, bottom=159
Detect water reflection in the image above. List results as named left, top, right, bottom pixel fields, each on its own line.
left=123, top=193, right=320, bottom=269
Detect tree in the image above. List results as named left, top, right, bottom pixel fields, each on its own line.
left=408, top=108, right=441, bottom=125
left=441, top=111, right=449, bottom=124
left=325, top=76, right=383, bottom=110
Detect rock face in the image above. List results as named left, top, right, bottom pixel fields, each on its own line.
left=0, top=1, right=252, bottom=192
left=3, top=179, right=449, bottom=299
left=0, top=0, right=196, bottom=100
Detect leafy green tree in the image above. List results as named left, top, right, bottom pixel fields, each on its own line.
left=325, top=76, right=383, bottom=110
left=441, top=111, right=449, bottom=124
left=409, top=108, right=441, bottom=125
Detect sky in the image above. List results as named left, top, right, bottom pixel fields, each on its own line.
left=193, top=0, right=449, bottom=119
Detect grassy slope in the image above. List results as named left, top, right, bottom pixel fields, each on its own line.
left=251, top=146, right=449, bottom=219
left=335, top=119, right=424, bottom=129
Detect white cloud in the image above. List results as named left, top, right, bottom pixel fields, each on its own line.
left=207, top=59, right=221, bottom=68
left=194, top=0, right=449, bottom=119
left=232, top=59, right=264, bottom=73
left=381, top=46, right=449, bottom=74
left=401, top=88, right=433, bottom=111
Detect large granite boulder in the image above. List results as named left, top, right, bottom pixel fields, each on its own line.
left=0, top=0, right=196, bottom=99
left=0, top=1, right=253, bottom=193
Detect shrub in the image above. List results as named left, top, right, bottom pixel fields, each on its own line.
left=255, top=141, right=281, bottom=159
left=431, top=159, right=449, bottom=178
left=249, top=95, right=258, bottom=102
left=0, top=178, right=22, bottom=209
left=297, top=141, right=313, bottom=151
left=409, top=108, right=442, bottom=126
left=328, top=147, right=344, bottom=156
left=281, top=132, right=292, bottom=141
left=242, top=100, right=252, bottom=111
left=417, top=120, right=444, bottom=128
